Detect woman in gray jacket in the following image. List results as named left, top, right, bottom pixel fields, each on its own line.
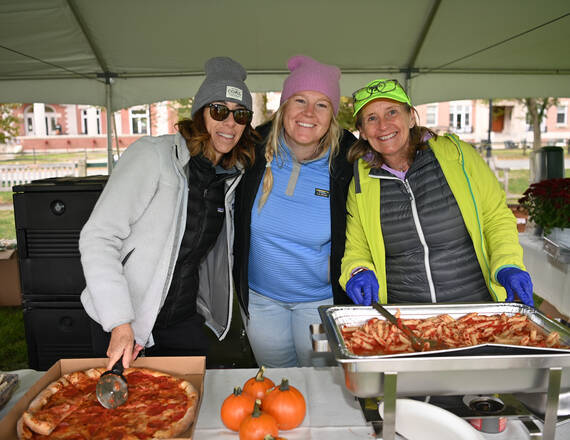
left=80, top=57, right=257, bottom=370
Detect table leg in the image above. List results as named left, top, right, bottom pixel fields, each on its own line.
left=542, top=367, right=562, bottom=440
left=381, top=372, right=398, bottom=440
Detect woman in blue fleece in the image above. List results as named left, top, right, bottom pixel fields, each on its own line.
left=233, top=55, right=356, bottom=367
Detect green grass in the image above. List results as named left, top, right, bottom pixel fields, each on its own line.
left=0, top=307, right=28, bottom=371
left=493, top=148, right=570, bottom=160
left=0, top=211, right=16, bottom=240
left=0, top=192, right=13, bottom=205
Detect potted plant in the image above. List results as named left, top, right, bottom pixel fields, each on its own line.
left=518, top=177, right=570, bottom=248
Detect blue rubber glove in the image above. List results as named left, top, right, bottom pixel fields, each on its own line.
left=497, top=267, right=534, bottom=307
left=346, top=270, right=379, bottom=305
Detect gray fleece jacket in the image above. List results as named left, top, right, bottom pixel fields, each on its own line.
left=80, top=132, right=242, bottom=347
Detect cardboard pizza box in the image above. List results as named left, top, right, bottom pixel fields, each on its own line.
left=0, top=356, right=205, bottom=440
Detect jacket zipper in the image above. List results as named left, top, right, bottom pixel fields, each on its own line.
left=371, top=174, right=437, bottom=303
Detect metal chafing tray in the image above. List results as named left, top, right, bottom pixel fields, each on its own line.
left=317, top=303, right=570, bottom=440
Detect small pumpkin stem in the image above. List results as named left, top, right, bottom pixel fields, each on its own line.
left=279, top=378, right=290, bottom=391
left=255, top=365, right=266, bottom=381
left=252, top=399, right=262, bottom=417
left=233, top=386, right=243, bottom=396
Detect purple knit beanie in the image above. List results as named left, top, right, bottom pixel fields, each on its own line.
left=280, top=55, right=341, bottom=114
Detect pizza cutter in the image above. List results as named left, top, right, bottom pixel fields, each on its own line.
left=96, top=358, right=129, bottom=409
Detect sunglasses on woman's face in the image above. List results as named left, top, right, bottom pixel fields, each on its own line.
left=208, top=103, right=253, bottom=125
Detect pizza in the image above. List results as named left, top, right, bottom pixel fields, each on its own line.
left=342, top=311, right=569, bottom=356
left=17, top=367, right=199, bottom=439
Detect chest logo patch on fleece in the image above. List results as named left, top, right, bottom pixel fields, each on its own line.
left=314, top=188, right=330, bottom=198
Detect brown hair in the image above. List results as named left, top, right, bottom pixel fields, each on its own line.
left=347, top=103, right=437, bottom=167
left=257, top=98, right=340, bottom=209
left=176, top=108, right=257, bottom=169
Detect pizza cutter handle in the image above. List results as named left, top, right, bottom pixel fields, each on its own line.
left=110, top=358, right=124, bottom=376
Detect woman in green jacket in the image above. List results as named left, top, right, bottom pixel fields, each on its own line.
left=340, top=79, right=533, bottom=306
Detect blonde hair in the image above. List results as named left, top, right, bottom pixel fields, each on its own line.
left=258, top=99, right=340, bottom=210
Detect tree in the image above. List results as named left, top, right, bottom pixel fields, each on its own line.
left=170, top=98, right=193, bottom=121
left=521, top=98, right=557, bottom=150
left=0, top=103, right=20, bottom=143
left=337, top=96, right=356, bottom=132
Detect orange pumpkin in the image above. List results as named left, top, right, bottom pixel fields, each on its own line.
left=262, top=378, right=306, bottom=430
left=221, top=386, right=256, bottom=431
left=239, top=399, right=279, bottom=440
left=243, top=366, right=275, bottom=401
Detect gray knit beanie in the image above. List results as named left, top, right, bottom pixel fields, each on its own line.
left=191, top=56, right=252, bottom=118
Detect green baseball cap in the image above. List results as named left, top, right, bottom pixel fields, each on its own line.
left=352, top=79, right=411, bottom=117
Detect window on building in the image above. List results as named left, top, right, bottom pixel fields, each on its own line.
left=130, top=106, right=149, bottom=135
left=95, top=109, right=101, bottom=134
left=425, top=104, right=438, bottom=127
left=556, top=104, right=567, bottom=125
left=79, top=107, right=101, bottom=135
left=449, top=101, right=472, bottom=133
left=25, top=116, right=34, bottom=135
left=44, top=105, right=58, bottom=135
left=81, top=109, right=88, bottom=134
left=22, top=105, right=59, bottom=135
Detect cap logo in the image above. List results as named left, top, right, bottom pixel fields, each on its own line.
left=226, top=86, right=243, bottom=101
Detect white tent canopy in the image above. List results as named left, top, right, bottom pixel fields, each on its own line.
left=1, top=0, right=570, bottom=111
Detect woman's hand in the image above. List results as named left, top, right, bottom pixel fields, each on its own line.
left=497, top=267, right=534, bottom=307
left=346, top=269, right=379, bottom=305
left=107, top=323, right=141, bottom=370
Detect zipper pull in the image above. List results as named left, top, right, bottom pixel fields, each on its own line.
left=402, top=179, right=414, bottom=202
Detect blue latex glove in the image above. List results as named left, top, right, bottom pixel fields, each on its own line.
left=346, top=270, right=379, bottom=305
left=497, top=267, right=534, bottom=307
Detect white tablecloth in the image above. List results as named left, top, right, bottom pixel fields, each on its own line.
left=519, top=233, right=570, bottom=316
left=2, top=367, right=570, bottom=439
left=193, top=366, right=570, bottom=440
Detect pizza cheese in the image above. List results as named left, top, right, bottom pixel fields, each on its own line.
left=17, top=367, right=199, bottom=439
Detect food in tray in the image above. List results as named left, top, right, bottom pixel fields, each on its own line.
left=17, top=367, right=198, bottom=439
left=341, top=311, right=569, bottom=356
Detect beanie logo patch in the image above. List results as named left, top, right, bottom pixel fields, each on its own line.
left=226, top=86, right=243, bottom=101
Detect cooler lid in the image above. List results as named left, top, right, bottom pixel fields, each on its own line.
left=12, top=175, right=108, bottom=192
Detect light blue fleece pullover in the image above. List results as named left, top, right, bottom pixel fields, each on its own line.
left=248, top=140, right=332, bottom=302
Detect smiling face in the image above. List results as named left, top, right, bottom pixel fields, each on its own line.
left=203, top=101, right=247, bottom=164
left=358, top=98, right=416, bottom=168
left=282, top=90, right=333, bottom=159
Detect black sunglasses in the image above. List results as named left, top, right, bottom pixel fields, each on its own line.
left=208, top=103, right=253, bottom=125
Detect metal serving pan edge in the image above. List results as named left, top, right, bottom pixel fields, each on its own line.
left=318, top=303, right=570, bottom=398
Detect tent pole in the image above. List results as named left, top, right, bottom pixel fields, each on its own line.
left=488, top=99, right=493, bottom=145
left=105, top=80, right=114, bottom=174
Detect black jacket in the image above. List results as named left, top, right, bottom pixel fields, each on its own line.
left=233, top=122, right=356, bottom=316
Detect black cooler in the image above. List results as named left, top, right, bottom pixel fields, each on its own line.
left=13, top=176, right=107, bottom=370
